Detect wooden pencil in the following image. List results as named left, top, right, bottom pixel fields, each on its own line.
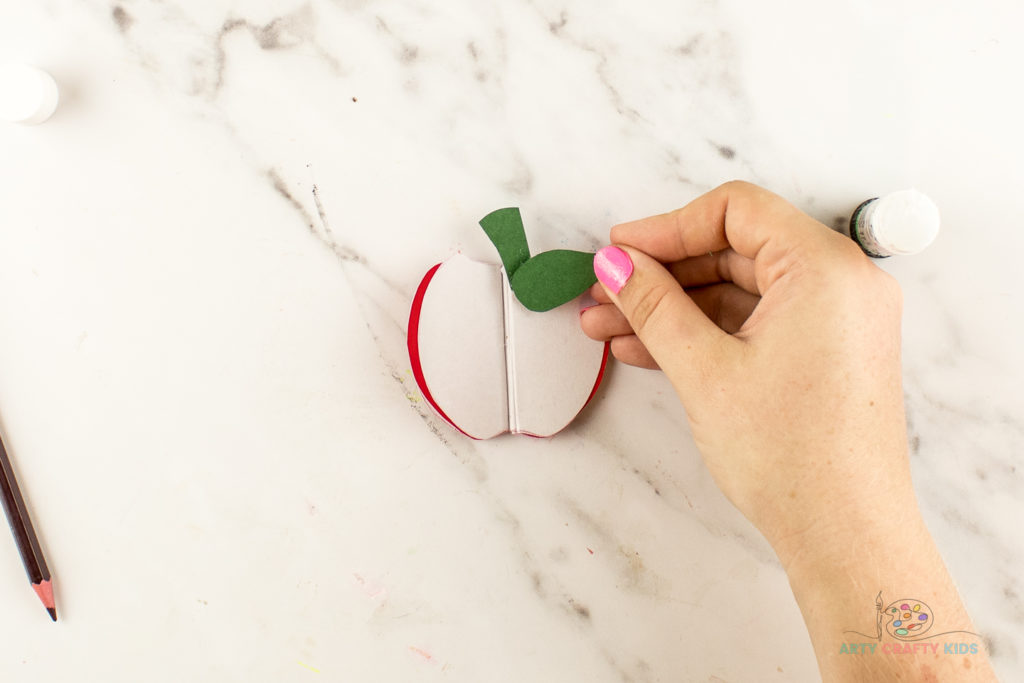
left=0, top=429, right=56, bottom=621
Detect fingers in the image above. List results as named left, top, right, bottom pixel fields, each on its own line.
left=580, top=305, right=660, bottom=368
left=582, top=282, right=759, bottom=341
left=610, top=181, right=831, bottom=292
left=668, top=248, right=759, bottom=295
left=589, top=247, right=759, bottom=298
left=610, top=335, right=660, bottom=369
left=588, top=281, right=613, bottom=304
left=580, top=303, right=631, bottom=339
left=686, top=283, right=760, bottom=334
left=592, top=245, right=737, bottom=391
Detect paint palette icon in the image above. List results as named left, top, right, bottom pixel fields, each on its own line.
left=884, top=599, right=932, bottom=639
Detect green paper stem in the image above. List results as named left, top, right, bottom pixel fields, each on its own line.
left=480, top=207, right=597, bottom=312
left=479, top=208, right=530, bottom=278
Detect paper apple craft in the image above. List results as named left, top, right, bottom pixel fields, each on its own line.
left=408, top=208, right=609, bottom=439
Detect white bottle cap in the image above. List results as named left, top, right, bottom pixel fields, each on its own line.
left=867, top=189, right=940, bottom=256
left=0, top=64, right=60, bottom=125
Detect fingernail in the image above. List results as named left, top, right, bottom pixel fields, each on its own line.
left=594, top=246, right=633, bottom=294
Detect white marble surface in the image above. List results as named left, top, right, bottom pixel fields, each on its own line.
left=1, top=1, right=1022, bottom=680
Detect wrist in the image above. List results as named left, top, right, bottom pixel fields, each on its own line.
left=777, top=510, right=993, bottom=680
left=770, top=485, right=919, bottom=574
left=751, top=467, right=917, bottom=575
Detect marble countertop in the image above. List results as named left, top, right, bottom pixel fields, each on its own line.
left=2, top=1, right=1021, bottom=681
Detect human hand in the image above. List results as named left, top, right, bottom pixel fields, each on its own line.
left=581, top=181, right=911, bottom=561
left=582, top=181, right=996, bottom=679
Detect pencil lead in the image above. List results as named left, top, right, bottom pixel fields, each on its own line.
left=47, top=607, right=57, bottom=622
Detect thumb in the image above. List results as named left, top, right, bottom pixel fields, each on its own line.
left=594, top=244, right=733, bottom=390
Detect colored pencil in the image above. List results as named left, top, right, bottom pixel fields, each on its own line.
left=0, top=429, right=56, bottom=621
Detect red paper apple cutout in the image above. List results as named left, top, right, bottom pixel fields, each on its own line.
left=408, top=209, right=609, bottom=439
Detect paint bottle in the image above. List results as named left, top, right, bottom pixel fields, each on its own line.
left=847, top=189, right=940, bottom=258
left=0, top=64, right=60, bottom=125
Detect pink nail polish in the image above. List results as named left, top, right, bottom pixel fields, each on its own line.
left=593, top=246, right=633, bottom=294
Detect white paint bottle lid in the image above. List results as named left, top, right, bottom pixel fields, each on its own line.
left=850, top=189, right=940, bottom=257
left=0, top=63, right=60, bottom=125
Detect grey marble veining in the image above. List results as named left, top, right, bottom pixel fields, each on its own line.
left=0, top=0, right=1021, bottom=680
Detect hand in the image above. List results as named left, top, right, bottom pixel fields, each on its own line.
left=581, top=180, right=910, bottom=560
left=582, top=181, right=996, bottom=680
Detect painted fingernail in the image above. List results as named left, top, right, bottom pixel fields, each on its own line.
left=594, top=246, right=633, bottom=294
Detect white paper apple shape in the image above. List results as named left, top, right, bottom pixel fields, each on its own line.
left=408, top=253, right=608, bottom=439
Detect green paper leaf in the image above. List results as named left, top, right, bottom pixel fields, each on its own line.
left=479, top=208, right=530, bottom=278
left=510, top=250, right=597, bottom=312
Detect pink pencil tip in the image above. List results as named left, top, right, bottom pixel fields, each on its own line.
left=47, top=607, right=57, bottom=621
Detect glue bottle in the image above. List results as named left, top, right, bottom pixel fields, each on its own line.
left=847, top=189, right=940, bottom=258
left=0, top=64, right=60, bottom=125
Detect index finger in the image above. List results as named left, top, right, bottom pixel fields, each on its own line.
left=609, top=180, right=822, bottom=263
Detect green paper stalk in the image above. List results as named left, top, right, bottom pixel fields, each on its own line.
left=479, top=208, right=530, bottom=276
left=479, top=207, right=597, bottom=312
